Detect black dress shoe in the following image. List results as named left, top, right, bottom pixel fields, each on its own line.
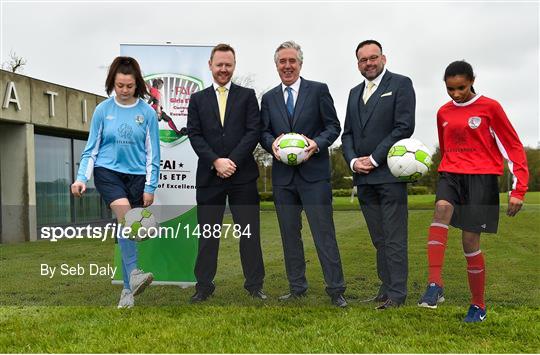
left=331, top=294, right=348, bottom=308
left=374, top=293, right=389, bottom=303
left=190, top=291, right=211, bottom=303
left=278, top=291, right=306, bottom=301
left=250, top=289, right=268, bottom=300
left=361, top=293, right=389, bottom=303
left=375, top=298, right=401, bottom=310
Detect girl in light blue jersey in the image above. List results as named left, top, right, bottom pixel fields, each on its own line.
left=71, top=56, right=160, bottom=308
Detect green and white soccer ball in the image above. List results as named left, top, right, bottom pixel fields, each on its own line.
left=387, top=138, right=432, bottom=182
left=278, top=133, right=308, bottom=166
left=124, top=207, right=159, bottom=241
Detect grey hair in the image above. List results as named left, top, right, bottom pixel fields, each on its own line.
left=274, top=40, right=303, bottom=64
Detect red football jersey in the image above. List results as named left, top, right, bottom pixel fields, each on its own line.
left=437, top=95, right=529, bottom=200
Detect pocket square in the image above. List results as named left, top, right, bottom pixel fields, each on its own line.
left=381, top=92, right=392, bottom=97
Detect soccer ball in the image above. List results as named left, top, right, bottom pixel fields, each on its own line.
left=387, top=138, right=432, bottom=182
left=123, top=208, right=159, bottom=241
left=278, top=133, right=308, bottom=166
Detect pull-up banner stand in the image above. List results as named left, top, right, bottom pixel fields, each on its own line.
left=113, top=43, right=213, bottom=286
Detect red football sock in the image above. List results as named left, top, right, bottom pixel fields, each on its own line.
left=427, top=223, right=448, bottom=286
left=465, top=250, right=486, bottom=310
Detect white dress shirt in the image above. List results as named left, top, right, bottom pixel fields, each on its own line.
left=349, top=68, right=387, bottom=171
left=281, top=77, right=301, bottom=107
left=212, top=81, right=232, bottom=106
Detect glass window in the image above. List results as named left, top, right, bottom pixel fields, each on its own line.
left=72, top=139, right=110, bottom=222
left=35, top=135, right=111, bottom=227
left=35, top=135, right=72, bottom=225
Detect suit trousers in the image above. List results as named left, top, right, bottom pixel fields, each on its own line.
left=194, top=180, right=265, bottom=294
left=273, top=172, right=346, bottom=296
left=356, top=183, right=408, bottom=304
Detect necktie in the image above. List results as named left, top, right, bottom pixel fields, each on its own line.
left=285, top=87, right=294, bottom=120
left=217, top=86, right=227, bottom=125
left=363, top=81, right=375, bottom=104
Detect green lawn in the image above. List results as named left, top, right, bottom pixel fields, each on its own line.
left=1, top=193, right=539, bottom=353
left=262, top=191, right=540, bottom=211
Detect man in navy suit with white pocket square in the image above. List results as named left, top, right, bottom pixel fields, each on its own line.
left=342, top=40, right=415, bottom=309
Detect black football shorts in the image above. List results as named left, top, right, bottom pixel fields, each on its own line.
left=93, top=167, right=145, bottom=207
left=435, top=172, right=500, bottom=233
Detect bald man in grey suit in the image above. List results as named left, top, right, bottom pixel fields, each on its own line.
left=342, top=39, right=415, bottom=309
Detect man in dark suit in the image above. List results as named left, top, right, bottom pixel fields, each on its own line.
left=260, top=40, right=347, bottom=307
left=342, top=40, right=415, bottom=309
left=187, top=43, right=265, bottom=302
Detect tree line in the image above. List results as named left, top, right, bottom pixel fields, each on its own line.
left=254, top=144, right=540, bottom=194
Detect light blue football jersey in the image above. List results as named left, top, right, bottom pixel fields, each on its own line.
left=76, top=97, right=160, bottom=194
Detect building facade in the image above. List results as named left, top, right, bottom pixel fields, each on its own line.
left=0, top=70, right=111, bottom=243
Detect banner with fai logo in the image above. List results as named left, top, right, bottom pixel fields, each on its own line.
left=115, top=44, right=213, bottom=285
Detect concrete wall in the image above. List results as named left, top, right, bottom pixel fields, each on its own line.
left=0, top=123, right=37, bottom=243
left=1, top=70, right=105, bottom=132
left=1, top=71, right=31, bottom=123
left=30, top=80, right=68, bottom=128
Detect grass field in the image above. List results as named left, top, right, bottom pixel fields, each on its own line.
left=1, top=193, right=539, bottom=352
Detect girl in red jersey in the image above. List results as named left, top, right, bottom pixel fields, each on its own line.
left=417, top=60, right=529, bottom=322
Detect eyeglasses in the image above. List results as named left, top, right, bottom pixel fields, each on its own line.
left=358, top=55, right=380, bottom=65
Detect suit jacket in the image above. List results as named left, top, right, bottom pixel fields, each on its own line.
left=260, top=78, right=341, bottom=186
left=342, top=70, right=415, bottom=185
left=187, top=83, right=260, bottom=187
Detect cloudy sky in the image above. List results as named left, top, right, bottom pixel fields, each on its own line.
left=2, top=1, right=538, bottom=150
